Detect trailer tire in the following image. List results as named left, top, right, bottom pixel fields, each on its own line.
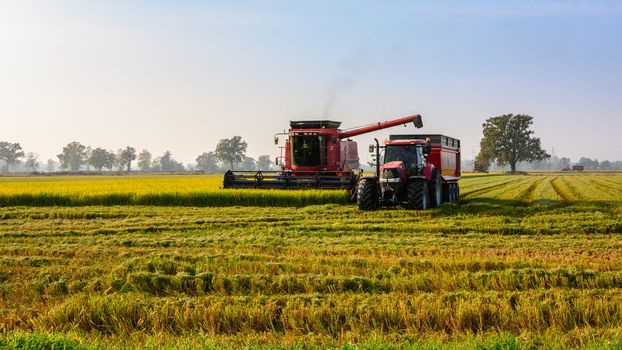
left=407, top=179, right=429, bottom=210
left=429, top=172, right=443, bottom=208
left=357, top=179, right=379, bottom=211
left=442, top=183, right=451, bottom=203
left=455, top=183, right=460, bottom=201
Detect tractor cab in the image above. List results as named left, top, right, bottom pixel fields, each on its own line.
left=383, top=140, right=427, bottom=177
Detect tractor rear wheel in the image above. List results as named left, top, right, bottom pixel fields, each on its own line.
left=430, top=173, right=443, bottom=207
left=407, top=179, right=429, bottom=210
left=357, top=179, right=379, bottom=211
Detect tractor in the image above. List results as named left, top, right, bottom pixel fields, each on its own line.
left=357, top=134, right=461, bottom=210
left=223, top=114, right=424, bottom=199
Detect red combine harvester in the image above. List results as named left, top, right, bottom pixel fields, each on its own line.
left=223, top=114, right=423, bottom=198
left=357, top=134, right=461, bottom=210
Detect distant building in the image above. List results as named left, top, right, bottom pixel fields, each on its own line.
left=572, top=165, right=584, bottom=171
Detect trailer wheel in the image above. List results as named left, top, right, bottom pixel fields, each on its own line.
left=429, top=173, right=443, bottom=208
left=357, top=179, right=379, bottom=211
left=455, top=183, right=460, bottom=201
left=442, top=183, right=450, bottom=203
left=407, top=179, right=429, bottom=210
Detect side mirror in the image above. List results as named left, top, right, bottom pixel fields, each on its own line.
left=274, top=136, right=279, bottom=145
left=368, top=144, right=375, bottom=153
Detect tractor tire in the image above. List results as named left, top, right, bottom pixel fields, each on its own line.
left=407, top=179, right=429, bottom=210
left=429, top=173, right=443, bottom=208
left=357, top=179, right=379, bottom=211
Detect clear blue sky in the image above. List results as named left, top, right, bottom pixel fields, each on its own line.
left=1, top=0, right=621, bottom=164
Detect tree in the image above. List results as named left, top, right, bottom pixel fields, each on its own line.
left=118, top=146, right=137, bottom=172
left=88, top=148, right=115, bottom=171
left=560, top=157, right=571, bottom=170
left=257, top=155, right=274, bottom=171
left=24, top=152, right=39, bottom=172
left=46, top=159, right=56, bottom=173
left=238, top=156, right=257, bottom=171
left=215, top=136, right=247, bottom=170
left=137, top=149, right=152, bottom=172
left=0, top=141, right=25, bottom=173
left=477, top=114, right=550, bottom=173
left=58, top=142, right=87, bottom=171
left=578, top=157, right=599, bottom=170
left=159, top=151, right=185, bottom=172
left=196, top=152, right=220, bottom=172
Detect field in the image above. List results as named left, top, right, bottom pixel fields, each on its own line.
left=1, top=173, right=622, bottom=349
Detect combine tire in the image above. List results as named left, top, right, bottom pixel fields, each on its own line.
left=357, top=179, right=379, bottom=211
left=407, top=179, right=429, bottom=210
left=430, top=173, right=443, bottom=207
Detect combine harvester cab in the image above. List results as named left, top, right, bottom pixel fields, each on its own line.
left=357, top=133, right=461, bottom=210
left=223, top=114, right=423, bottom=199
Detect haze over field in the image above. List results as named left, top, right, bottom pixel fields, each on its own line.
left=1, top=1, right=621, bottom=164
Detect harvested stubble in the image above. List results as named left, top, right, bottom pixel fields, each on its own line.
left=0, top=173, right=622, bottom=349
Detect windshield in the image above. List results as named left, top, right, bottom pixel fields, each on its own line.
left=384, top=145, right=419, bottom=169
left=291, top=135, right=321, bottom=166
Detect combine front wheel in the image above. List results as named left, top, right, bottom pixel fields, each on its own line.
left=407, top=180, right=429, bottom=210
left=357, top=179, right=379, bottom=211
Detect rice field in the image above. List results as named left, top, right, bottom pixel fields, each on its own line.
left=1, top=173, right=621, bottom=349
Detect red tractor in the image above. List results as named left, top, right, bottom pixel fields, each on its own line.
left=357, top=134, right=461, bottom=210
left=223, top=114, right=423, bottom=199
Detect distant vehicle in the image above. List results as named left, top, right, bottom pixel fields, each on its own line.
left=572, top=165, right=584, bottom=171
left=357, top=134, right=461, bottom=210
left=561, top=167, right=571, bottom=172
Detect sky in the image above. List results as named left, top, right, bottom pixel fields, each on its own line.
left=1, top=0, right=621, bottom=165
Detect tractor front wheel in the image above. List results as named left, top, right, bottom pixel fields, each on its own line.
left=407, top=179, right=429, bottom=210
left=357, top=179, right=379, bottom=211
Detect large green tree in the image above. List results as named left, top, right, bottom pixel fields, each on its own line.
left=477, top=114, right=549, bottom=173
left=57, top=141, right=87, bottom=171
left=0, top=141, right=25, bottom=173
left=215, top=136, right=247, bottom=170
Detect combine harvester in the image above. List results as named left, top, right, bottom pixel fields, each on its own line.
left=223, top=114, right=423, bottom=199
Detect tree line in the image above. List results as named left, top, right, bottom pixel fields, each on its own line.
left=0, top=137, right=276, bottom=173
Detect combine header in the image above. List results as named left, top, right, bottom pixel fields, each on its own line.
left=223, top=114, right=423, bottom=197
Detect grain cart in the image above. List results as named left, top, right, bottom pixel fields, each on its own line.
left=357, top=134, right=461, bottom=210
left=223, top=114, right=423, bottom=199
